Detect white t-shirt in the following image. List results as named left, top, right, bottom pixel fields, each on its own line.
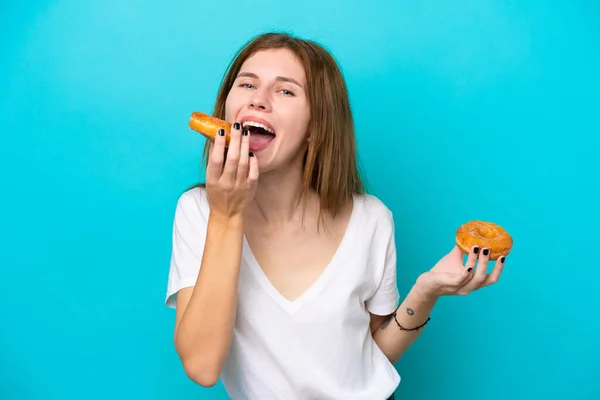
left=165, top=187, right=401, bottom=400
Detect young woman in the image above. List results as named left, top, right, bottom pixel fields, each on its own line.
left=165, top=32, right=505, bottom=400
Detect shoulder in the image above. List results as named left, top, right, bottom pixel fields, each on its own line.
left=351, top=193, right=395, bottom=242
left=177, top=185, right=208, bottom=206
left=353, top=193, right=394, bottom=224
left=174, top=186, right=210, bottom=225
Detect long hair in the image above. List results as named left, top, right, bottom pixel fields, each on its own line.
left=189, top=32, right=367, bottom=219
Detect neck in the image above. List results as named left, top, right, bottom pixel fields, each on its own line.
left=248, top=161, right=315, bottom=227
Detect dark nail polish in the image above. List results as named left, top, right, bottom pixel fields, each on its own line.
left=218, top=129, right=225, bottom=136
left=473, top=247, right=479, bottom=254
left=233, top=122, right=240, bottom=130
left=242, top=129, right=249, bottom=136
left=249, top=152, right=254, bottom=157
left=483, top=248, right=489, bottom=256
left=500, top=256, right=506, bottom=263
left=467, top=267, right=473, bottom=272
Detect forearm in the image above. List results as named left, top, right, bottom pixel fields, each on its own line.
left=175, top=214, right=244, bottom=380
left=372, top=284, right=438, bottom=364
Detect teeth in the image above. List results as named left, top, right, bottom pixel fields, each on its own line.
left=242, top=121, right=274, bottom=134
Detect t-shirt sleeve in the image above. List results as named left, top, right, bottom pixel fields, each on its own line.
left=365, top=209, right=400, bottom=316
left=165, top=189, right=209, bottom=309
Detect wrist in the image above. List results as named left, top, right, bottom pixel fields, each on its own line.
left=208, top=212, right=244, bottom=230
left=412, top=274, right=440, bottom=304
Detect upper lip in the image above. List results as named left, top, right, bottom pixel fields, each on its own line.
left=239, top=115, right=276, bottom=135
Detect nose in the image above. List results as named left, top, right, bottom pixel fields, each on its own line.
left=247, top=88, right=272, bottom=112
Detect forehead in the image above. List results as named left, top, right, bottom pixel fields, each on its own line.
left=239, top=48, right=306, bottom=84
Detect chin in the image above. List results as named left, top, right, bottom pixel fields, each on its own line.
left=253, top=150, right=273, bottom=171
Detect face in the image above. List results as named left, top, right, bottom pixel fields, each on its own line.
left=224, top=48, right=311, bottom=172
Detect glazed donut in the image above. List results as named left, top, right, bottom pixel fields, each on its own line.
left=455, top=220, right=513, bottom=260
left=189, top=111, right=232, bottom=144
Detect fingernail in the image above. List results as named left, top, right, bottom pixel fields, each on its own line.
left=249, top=152, right=254, bottom=157
left=483, top=248, right=489, bottom=256
left=218, top=129, right=225, bottom=136
left=242, top=129, right=249, bottom=136
left=467, top=267, right=473, bottom=272
left=233, top=122, right=240, bottom=130
left=473, top=246, right=480, bottom=254
left=500, top=256, right=506, bottom=263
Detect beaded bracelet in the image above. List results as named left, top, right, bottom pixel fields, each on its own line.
left=393, top=311, right=431, bottom=332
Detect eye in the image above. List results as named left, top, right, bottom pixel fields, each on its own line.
left=279, top=89, right=295, bottom=96
left=239, top=83, right=255, bottom=89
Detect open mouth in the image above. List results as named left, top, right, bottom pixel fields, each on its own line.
left=242, top=120, right=276, bottom=152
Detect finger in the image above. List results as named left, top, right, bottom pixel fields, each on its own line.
left=469, top=247, right=490, bottom=290
left=221, top=122, right=243, bottom=182
left=457, top=246, right=489, bottom=292
left=449, top=245, right=465, bottom=262
left=247, top=151, right=259, bottom=189
left=476, top=247, right=490, bottom=276
left=447, top=269, right=471, bottom=290
left=206, top=131, right=226, bottom=183
left=464, top=245, right=479, bottom=270
left=236, top=128, right=250, bottom=185
left=482, top=255, right=506, bottom=287
left=207, top=141, right=218, bottom=169
left=442, top=269, right=473, bottom=296
left=458, top=269, right=475, bottom=292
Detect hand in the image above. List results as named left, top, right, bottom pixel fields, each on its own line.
left=415, top=245, right=506, bottom=300
left=205, top=122, right=259, bottom=220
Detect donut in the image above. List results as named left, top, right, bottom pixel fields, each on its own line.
left=455, top=220, right=513, bottom=260
left=189, top=111, right=232, bottom=144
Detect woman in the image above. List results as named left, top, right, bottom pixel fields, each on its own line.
left=165, top=32, right=505, bottom=400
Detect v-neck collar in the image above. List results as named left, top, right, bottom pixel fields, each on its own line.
left=242, top=195, right=361, bottom=315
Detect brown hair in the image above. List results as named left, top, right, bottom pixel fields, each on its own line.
left=190, top=32, right=367, bottom=219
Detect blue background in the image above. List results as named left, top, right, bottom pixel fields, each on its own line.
left=2, top=1, right=598, bottom=399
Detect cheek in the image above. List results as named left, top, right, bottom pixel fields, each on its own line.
left=292, top=106, right=310, bottom=139
left=282, top=100, right=310, bottom=129
left=224, top=89, right=244, bottom=120
left=224, top=96, right=235, bottom=121
left=283, top=119, right=310, bottom=147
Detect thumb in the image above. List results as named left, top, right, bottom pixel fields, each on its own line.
left=449, top=245, right=465, bottom=261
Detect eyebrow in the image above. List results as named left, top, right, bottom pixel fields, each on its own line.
left=236, top=72, right=304, bottom=89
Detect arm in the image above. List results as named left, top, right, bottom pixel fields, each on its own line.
left=174, top=214, right=244, bottom=387
left=170, top=120, right=257, bottom=387
left=366, top=206, right=438, bottom=364
left=371, top=283, right=438, bottom=364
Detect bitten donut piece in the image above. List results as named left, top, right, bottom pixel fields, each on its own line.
left=189, top=112, right=232, bottom=144
left=455, top=220, right=513, bottom=260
